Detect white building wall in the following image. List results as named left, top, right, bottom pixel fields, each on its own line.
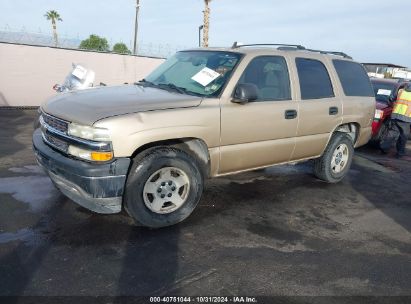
left=0, top=43, right=164, bottom=107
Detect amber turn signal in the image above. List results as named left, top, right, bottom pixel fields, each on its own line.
left=91, top=151, right=113, bottom=161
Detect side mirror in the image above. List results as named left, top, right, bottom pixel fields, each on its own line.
left=232, top=83, right=258, bottom=104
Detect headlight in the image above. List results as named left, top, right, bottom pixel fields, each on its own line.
left=374, top=109, right=384, bottom=120
left=68, top=123, right=110, bottom=141
left=68, top=145, right=113, bottom=162
left=67, top=123, right=112, bottom=162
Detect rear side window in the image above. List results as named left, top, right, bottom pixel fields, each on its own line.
left=296, top=58, right=334, bottom=100
left=333, top=60, right=374, bottom=97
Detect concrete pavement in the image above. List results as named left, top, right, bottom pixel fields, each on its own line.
left=0, top=109, right=410, bottom=298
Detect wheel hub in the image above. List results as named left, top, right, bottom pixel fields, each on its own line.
left=143, top=167, right=190, bottom=214
left=335, top=152, right=343, bottom=165
left=156, top=180, right=177, bottom=199
left=331, top=143, right=349, bottom=174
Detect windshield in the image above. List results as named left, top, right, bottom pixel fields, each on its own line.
left=142, top=51, right=242, bottom=97
left=371, top=81, right=397, bottom=103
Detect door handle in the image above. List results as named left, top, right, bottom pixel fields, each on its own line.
left=285, top=109, right=297, bottom=119
left=329, top=107, right=339, bottom=115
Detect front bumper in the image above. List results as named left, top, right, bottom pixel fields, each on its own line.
left=32, top=129, right=130, bottom=214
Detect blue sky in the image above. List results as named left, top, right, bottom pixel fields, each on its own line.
left=1, top=0, right=410, bottom=66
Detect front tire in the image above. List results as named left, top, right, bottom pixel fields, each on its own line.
left=124, top=147, right=204, bottom=228
left=313, top=133, right=354, bottom=183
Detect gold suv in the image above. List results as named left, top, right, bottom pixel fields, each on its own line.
left=33, top=43, right=375, bottom=227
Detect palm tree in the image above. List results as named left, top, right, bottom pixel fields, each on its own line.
left=202, top=0, right=212, bottom=47
left=44, top=10, right=62, bottom=47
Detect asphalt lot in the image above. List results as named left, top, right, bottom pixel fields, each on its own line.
left=0, top=109, right=410, bottom=299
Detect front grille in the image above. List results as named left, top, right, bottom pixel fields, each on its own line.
left=40, top=112, right=70, bottom=153
left=42, top=112, right=68, bottom=133
left=39, top=111, right=111, bottom=155
left=42, top=132, right=69, bottom=153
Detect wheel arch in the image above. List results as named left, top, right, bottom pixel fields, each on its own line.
left=130, top=137, right=211, bottom=178
left=319, top=122, right=360, bottom=157
left=334, top=122, right=360, bottom=144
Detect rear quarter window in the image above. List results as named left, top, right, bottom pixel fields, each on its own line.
left=333, top=60, right=374, bottom=97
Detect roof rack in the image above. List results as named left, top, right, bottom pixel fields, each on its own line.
left=231, top=42, right=352, bottom=59
left=231, top=42, right=305, bottom=50
left=304, top=48, right=352, bottom=59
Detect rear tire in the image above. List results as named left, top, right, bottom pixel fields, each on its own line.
left=124, top=147, right=203, bottom=228
left=313, top=132, right=354, bottom=183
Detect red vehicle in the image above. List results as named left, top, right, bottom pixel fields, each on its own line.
left=370, top=78, right=409, bottom=142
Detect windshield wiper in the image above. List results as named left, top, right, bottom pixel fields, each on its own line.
left=135, top=79, right=156, bottom=87
left=136, top=80, right=184, bottom=93
left=160, top=83, right=205, bottom=97
left=136, top=80, right=202, bottom=97
left=157, top=83, right=190, bottom=95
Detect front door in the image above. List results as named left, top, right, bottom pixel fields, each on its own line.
left=219, top=55, right=298, bottom=174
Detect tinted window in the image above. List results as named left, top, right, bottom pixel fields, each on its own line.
left=296, top=58, right=334, bottom=100
left=333, top=60, right=374, bottom=97
left=371, top=80, right=398, bottom=103
left=238, top=56, right=291, bottom=101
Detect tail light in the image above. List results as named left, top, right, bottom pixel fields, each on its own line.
left=374, top=109, right=384, bottom=120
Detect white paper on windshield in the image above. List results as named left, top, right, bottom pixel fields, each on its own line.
left=72, top=65, right=88, bottom=80
left=191, top=67, right=220, bottom=86
left=377, top=89, right=392, bottom=96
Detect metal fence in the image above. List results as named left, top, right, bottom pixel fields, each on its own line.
left=0, top=25, right=191, bottom=58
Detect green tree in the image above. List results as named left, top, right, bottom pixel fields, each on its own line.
left=113, top=42, right=131, bottom=54
left=44, top=10, right=62, bottom=47
left=79, top=34, right=110, bottom=52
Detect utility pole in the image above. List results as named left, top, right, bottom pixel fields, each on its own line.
left=202, top=0, right=211, bottom=47
left=133, top=0, right=140, bottom=55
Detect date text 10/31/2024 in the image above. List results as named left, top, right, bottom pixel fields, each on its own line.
left=149, top=297, right=258, bottom=303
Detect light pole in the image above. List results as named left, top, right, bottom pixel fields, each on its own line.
left=133, top=0, right=140, bottom=55
left=198, top=25, right=204, bottom=47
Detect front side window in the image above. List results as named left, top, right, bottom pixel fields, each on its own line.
left=296, top=58, right=334, bottom=100
left=333, top=60, right=375, bottom=97
left=143, top=51, right=242, bottom=97
left=237, top=56, right=291, bottom=101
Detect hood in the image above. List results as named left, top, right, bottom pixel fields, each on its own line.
left=41, top=85, right=203, bottom=125
left=376, top=100, right=390, bottom=110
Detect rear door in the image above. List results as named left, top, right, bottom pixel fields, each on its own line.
left=290, top=56, right=343, bottom=160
